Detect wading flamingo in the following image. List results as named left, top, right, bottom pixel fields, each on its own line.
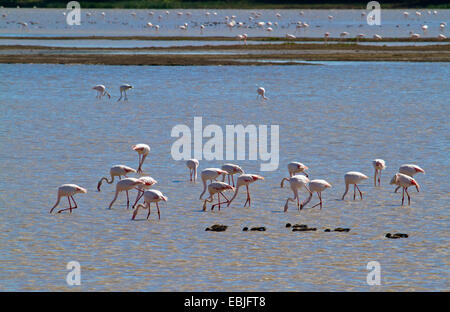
left=301, top=179, right=331, bottom=209
left=202, top=182, right=235, bottom=211
left=257, top=87, right=268, bottom=100
left=281, top=175, right=310, bottom=211
left=221, top=163, right=244, bottom=187
left=132, top=144, right=150, bottom=173
left=287, top=162, right=309, bottom=177
left=394, top=164, right=425, bottom=192
left=50, top=184, right=87, bottom=214
left=227, top=174, right=264, bottom=208
left=199, top=168, right=228, bottom=199
left=390, top=173, right=420, bottom=205
left=108, top=178, right=145, bottom=209
left=132, top=190, right=167, bottom=220
left=372, top=159, right=386, bottom=186
left=93, top=85, right=111, bottom=99
left=97, top=165, right=136, bottom=191
left=186, top=159, right=199, bottom=182
left=118, top=84, right=133, bottom=101
left=342, top=171, right=368, bottom=200
left=132, top=176, right=157, bottom=208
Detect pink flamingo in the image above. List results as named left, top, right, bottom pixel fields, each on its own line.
left=108, top=178, right=145, bottom=209
left=199, top=168, right=228, bottom=199
left=372, top=159, right=386, bottom=186
left=227, top=174, right=264, bottom=208
left=186, top=159, right=199, bottom=182
left=202, top=182, right=235, bottom=211
left=132, top=176, right=157, bottom=208
left=93, top=85, right=111, bottom=99
left=301, top=179, right=332, bottom=209
left=221, top=163, right=244, bottom=187
left=394, top=164, right=424, bottom=193
left=390, top=173, right=420, bottom=205
left=281, top=175, right=310, bottom=211
left=132, top=144, right=150, bottom=173
left=257, top=87, right=268, bottom=100
left=342, top=171, right=368, bottom=200
left=50, top=184, right=87, bottom=214
left=287, top=162, right=308, bottom=177
left=97, top=165, right=136, bottom=191
left=132, top=190, right=167, bottom=220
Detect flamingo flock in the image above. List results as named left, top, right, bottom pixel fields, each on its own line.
left=51, top=151, right=425, bottom=219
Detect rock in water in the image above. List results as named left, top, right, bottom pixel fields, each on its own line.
left=206, top=224, right=228, bottom=232
left=250, top=227, right=266, bottom=231
left=334, top=228, right=351, bottom=232
left=386, top=233, right=408, bottom=239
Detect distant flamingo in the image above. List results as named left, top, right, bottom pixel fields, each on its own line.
left=93, top=85, right=111, bottom=99
left=227, top=174, right=264, bottom=208
left=132, top=190, right=167, bottom=220
left=131, top=176, right=157, bottom=208
left=372, top=159, right=386, bottom=186
left=50, top=184, right=87, bottom=214
left=257, top=87, right=268, bottom=100
left=281, top=175, right=310, bottom=211
left=186, top=158, right=199, bottom=182
left=287, top=162, right=308, bottom=177
left=394, top=164, right=425, bottom=193
left=117, top=84, right=133, bottom=101
left=199, top=168, right=228, bottom=199
left=202, top=182, right=235, bottom=211
left=390, top=173, right=420, bottom=205
left=97, top=165, right=137, bottom=191
left=108, top=178, right=145, bottom=209
left=342, top=171, right=368, bottom=200
left=302, top=179, right=332, bottom=209
left=221, top=163, right=244, bottom=187
left=132, top=144, right=150, bottom=173
left=286, top=33, right=296, bottom=39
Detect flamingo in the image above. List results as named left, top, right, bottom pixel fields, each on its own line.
left=324, top=32, right=330, bottom=42
left=394, top=164, right=425, bottom=193
left=93, top=85, right=111, bottom=99
left=97, top=165, right=137, bottom=191
left=421, top=25, right=428, bottom=33
left=221, top=163, right=244, bottom=187
left=199, top=168, right=228, bottom=199
left=50, top=184, right=87, bottom=214
left=373, top=34, right=382, bottom=40
left=342, top=171, right=368, bottom=200
left=186, top=158, right=199, bottom=182
left=403, top=12, right=409, bottom=18
left=132, top=144, right=150, bottom=173
left=287, top=162, right=308, bottom=177
left=131, top=176, right=157, bottom=208
left=108, top=178, right=145, bottom=209
left=117, top=84, right=132, bottom=101
left=372, top=159, right=386, bottom=186
left=257, top=87, right=268, bottom=100
left=390, top=173, right=420, bottom=205
left=340, top=31, right=349, bottom=39
left=281, top=175, right=311, bottom=211
left=202, top=182, right=235, bottom=211
left=132, top=190, right=167, bottom=220
left=286, top=33, right=296, bottom=39
left=227, top=174, right=264, bottom=208
left=302, top=179, right=332, bottom=210
left=438, top=34, right=446, bottom=40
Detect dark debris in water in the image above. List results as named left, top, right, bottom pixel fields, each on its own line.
left=205, top=224, right=228, bottom=232
left=386, top=233, right=409, bottom=239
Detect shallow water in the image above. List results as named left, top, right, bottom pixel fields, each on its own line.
left=0, top=62, right=449, bottom=291
left=0, top=8, right=448, bottom=38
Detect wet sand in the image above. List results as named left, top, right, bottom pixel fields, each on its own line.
left=0, top=41, right=449, bottom=64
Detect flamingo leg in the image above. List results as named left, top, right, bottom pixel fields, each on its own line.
left=132, top=190, right=144, bottom=208
left=189, top=169, right=192, bottom=181
left=244, top=185, right=251, bottom=207
left=156, top=202, right=160, bottom=220
left=126, top=190, right=130, bottom=209
left=378, top=170, right=381, bottom=186
left=395, top=185, right=401, bottom=193
left=355, top=184, right=363, bottom=200
left=147, top=203, right=151, bottom=219
left=405, top=187, right=411, bottom=205
left=401, top=187, right=405, bottom=205
left=342, top=184, right=349, bottom=200
left=311, top=192, right=322, bottom=209
left=58, top=196, right=73, bottom=213
left=353, top=184, right=356, bottom=200
left=232, top=175, right=235, bottom=187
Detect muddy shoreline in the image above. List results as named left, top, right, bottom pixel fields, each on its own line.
left=1, top=42, right=449, bottom=64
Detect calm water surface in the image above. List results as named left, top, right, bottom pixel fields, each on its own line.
left=0, top=62, right=449, bottom=291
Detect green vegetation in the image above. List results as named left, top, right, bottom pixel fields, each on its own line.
left=1, top=0, right=449, bottom=9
